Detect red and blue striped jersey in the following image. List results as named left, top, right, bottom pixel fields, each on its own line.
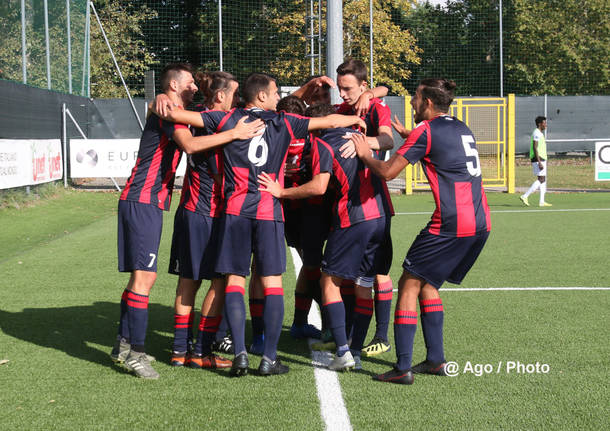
left=179, top=134, right=224, bottom=218
left=312, top=128, right=394, bottom=229
left=336, top=97, right=392, bottom=160
left=201, top=107, right=310, bottom=221
left=120, top=113, right=187, bottom=211
left=397, top=115, right=491, bottom=237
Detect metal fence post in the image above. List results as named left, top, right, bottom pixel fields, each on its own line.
left=44, top=0, right=51, bottom=89
left=62, top=103, right=68, bottom=188
left=67, top=0, right=73, bottom=94
left=21, top=0, right=27, bottom=84
left=326, top=0, right=343, bottom=104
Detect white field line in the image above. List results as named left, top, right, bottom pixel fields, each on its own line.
left=389, top=287, right=610, bottom=292
left=395, top=208, right=610, bottom=216
left=289, top=247, right=352, bottom=431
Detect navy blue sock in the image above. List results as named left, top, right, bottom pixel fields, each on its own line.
left=420, top=298, right=445, bottom=363
left=293, top=292, right=311, bottom=326
left=172, top=313, right=190, bottom=354
left=350, top=297, right=374, bottom=354
left=126, top=291, right=149, bottom=352
left=118, top=289, right=130, bottom=341
left=340, top=280, right=355, bottom=339
left=194, top=315, right=220, bottom=356
left=263, top=287, right=284, bottom=361
left=249, top=297, right=265, bottom=339
left=374, top=280, right=393, bottom=341
left=323, top=301, right=348, bottom=353
left=225, top=286, right=247, bottom=355
left=394, top=309, right=417, bottom=371
left=215, top=308, right=230, bottom=342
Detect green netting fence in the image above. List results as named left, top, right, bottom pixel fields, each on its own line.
left=1, top=1, right=608, bottom=99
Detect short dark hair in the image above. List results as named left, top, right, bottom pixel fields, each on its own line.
left=195, top=70, right=236, bottom=108
left=535, top=116, right=546, bottom=126
left=336, top=58, right=367, bottom=83
left=418, top=78, right=457, bottom=112
left=242, top=73, right=276, bottom=104
left=277, top=95, right=306, bottom=115
left=160, top=63, right=193, bottom=92
left=304, top=103, right=336, bottom=118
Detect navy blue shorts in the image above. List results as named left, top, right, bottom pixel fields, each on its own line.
left=117, top=200, right=163, bottom=273
left=402, top=229, right=490, bottom=289
left=322, top=216, right=391, bottom=287
left=215, top=214, right=286, bottom=277
left=300, top=202, right=332, bottom=267
left=168, top=207, right=222, bottom=280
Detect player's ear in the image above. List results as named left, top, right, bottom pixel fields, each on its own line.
left=258, top=89, right=267, bottom=103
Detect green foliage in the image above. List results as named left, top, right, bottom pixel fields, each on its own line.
left=504, top=0, right=610, bottom=95
left=90, top=0, right=157, bottom=97
left=0, top=0, right=89, bottom=95
left=403, top=0, right=610, bottom=95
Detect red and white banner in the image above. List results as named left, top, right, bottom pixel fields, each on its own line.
left=0, top=139, right=62, bottom=190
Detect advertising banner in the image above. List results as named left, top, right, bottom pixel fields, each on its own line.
left=0, top=139, right=62, bottom=190
left=70, top=139, right=186, bottom=178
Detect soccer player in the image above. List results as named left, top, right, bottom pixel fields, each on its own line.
left=168, top=71, right=255, bottom=370
left=112, top=63, right=264, bottom=379
left=335, top=58, right=395, bottom=356
left=153, top=72, right=366, bottom=376
left=520, top=116, right=552, bottom=207
left=258, top=103, right=394, bottom=371
left=353, top=78, right=491, bottom=385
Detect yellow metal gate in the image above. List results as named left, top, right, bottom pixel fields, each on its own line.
left=403, top=94, right=515, bottom=194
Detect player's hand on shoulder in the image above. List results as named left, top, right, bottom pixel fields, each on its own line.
left=339, top=133, right=357, bottom=159
left=257, top=172, right=283, bottom=198
left=351, top=132, right=371, bottom=159
left=234, top=116, right=265, bottom=140
left=391, top=115, right=411, bottom=139
left=154, top=93, right=173, bottom=118
left=356, top=118, right=368, bottom=133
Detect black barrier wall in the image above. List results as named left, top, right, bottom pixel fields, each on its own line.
left=1, top=80, right=608, bottom=153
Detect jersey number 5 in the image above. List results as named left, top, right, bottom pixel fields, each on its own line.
left=248, top=134, right=269, bottom=167
left=461, top=135, right=481, bottom=177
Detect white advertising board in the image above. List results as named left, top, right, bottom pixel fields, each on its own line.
left=595, top=142, right=610, bottom=181
left=0, top=139, right=62, bottom=189
left=70, top=139, right=186, bottom=178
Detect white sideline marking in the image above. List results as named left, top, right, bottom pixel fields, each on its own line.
left=289, top=247, right=352, bottom=431
left=396, top=208, right=610, bottom=216
left=440, top=287, right=610, bottom=291
left=391, top=287, right=610, bottom=292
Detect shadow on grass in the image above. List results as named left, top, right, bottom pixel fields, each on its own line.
left=0, top=301, right=174, bottom=368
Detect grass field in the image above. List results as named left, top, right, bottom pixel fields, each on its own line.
left=1, top=189, right=609, bottom=430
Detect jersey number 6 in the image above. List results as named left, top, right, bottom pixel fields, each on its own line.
left=461, top=135, right=481, bottom=177
left=248, top=134, right=269, bottom=167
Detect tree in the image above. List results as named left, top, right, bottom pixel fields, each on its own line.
left=89, top=0, right=157, bottom=98
left=401, top=0, right=502, bottom=96
left=504, top=0, right=610, bottom=95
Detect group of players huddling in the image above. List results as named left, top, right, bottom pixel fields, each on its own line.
left=112, top=58, right=491, bottom=385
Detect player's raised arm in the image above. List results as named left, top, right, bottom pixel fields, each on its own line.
left=391, top=115, right=411, bottom=139
left=172, top=116, right=264, bottom=154
left=258, top=171, right=330, bottom=200
left=353, top=85, right=388, bottom=117
left=292, top=76, right=336, bottom=104
left=148, top=102, right=206, bottom=129
left=308, top=114, right=366, bottom=132
left=353, top=132, right=407, bottom=181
